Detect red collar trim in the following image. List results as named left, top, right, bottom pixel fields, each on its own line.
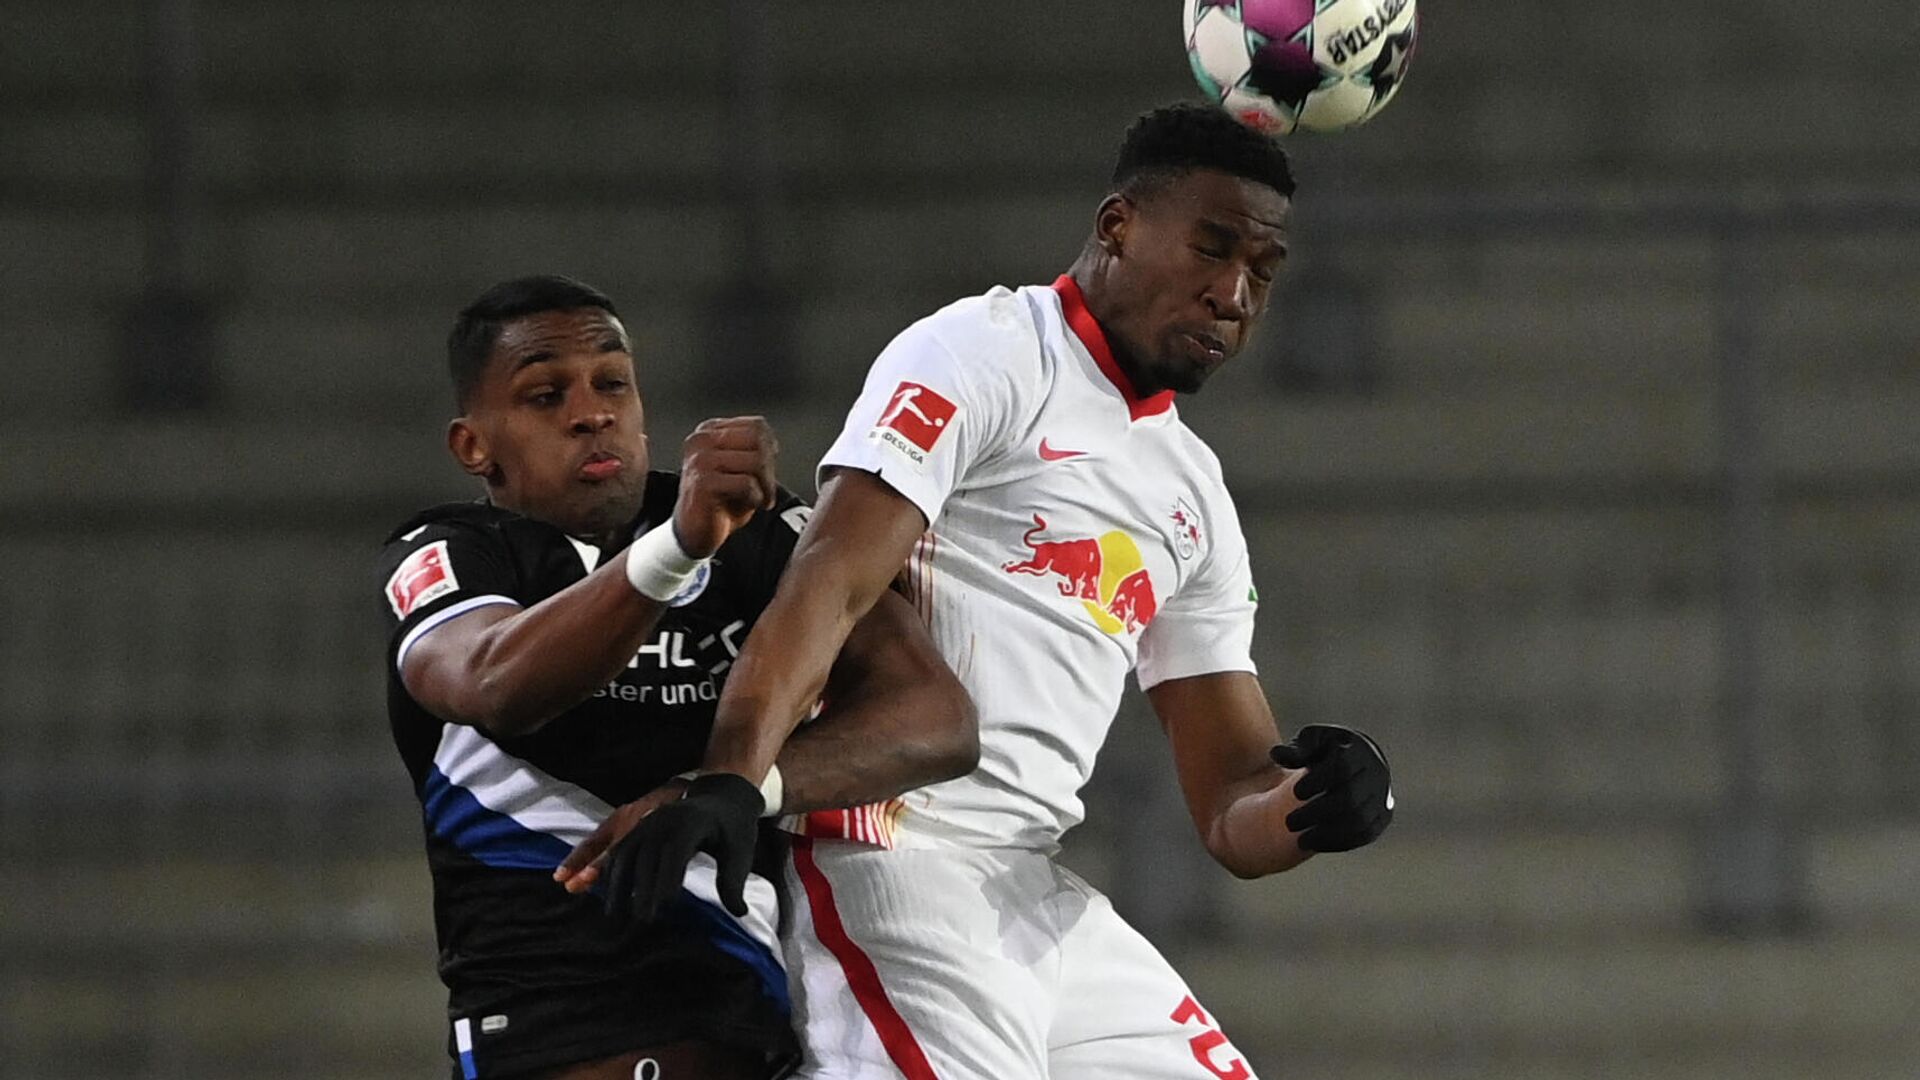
left=1051, top=274, right=1175, bottom=421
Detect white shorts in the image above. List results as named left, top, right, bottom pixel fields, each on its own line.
left=781, top=838, right=1259, bottom=1080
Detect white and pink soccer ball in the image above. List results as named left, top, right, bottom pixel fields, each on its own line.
left=1184, top=0, right=1418, bottom=135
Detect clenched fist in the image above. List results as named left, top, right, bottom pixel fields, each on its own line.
left=1269, top=724, right=1394, bottom=853
left=673, top=416, right=779, bottom=557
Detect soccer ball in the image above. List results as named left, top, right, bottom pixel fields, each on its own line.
left=1184, top=0, right=1418, bottom=135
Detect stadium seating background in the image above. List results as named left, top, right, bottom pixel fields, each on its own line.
left=3, top=2, right=1917, bottom=1078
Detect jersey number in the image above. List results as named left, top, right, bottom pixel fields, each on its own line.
left=1170, top=995, right=1251, bottom=1080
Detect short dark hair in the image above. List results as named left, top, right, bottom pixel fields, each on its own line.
left=1111, top=102, right=1297, bottom=202
left=446, top=275, right=619, bottom=409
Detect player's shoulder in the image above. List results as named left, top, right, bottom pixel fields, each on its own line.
left=375, top=502, right=534, bottom=626
left=374, top=501, right=567, bottom=587
left=380, top=500, right=519, bottom=553
left=895, top=284, right=1050, bottom=375
left=1157, top=419, right=1243, bottom=523
left=920, top=283, right=1044, bottom=337
left=1174, top=423, right=1258, bottom=565
left=1166, top=418, right=1230, bottom=485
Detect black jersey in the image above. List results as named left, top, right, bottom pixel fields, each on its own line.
left=377, top=471, right=807, bottom=1078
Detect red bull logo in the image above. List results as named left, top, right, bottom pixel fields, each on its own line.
left=1003, top=514, right=1158, bottom=635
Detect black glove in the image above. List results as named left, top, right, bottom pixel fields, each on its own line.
left=603, top=772, right=763, bottom=923
left=1269, top=724, right=1394, bottom=853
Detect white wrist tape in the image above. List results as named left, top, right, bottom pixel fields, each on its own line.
left=624, top=524, right=710, bottom=603
left=757, top=762, right=785, bottom=818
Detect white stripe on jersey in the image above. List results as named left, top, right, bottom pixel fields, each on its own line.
left=433, top=722, right=610, bottom=846
left=431, top=724, right=783, bottom=959
left=396, top=594, right=521, bottom=670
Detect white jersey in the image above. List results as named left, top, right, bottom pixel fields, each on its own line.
left=794, top=276, right=1258, bottom=852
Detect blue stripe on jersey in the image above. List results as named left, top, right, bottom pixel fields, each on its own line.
left=420, top=767, right=571, bottom=871
left=420, top=765, right=789, bottom=1014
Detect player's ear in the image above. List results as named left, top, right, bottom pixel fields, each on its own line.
left=1094, top=194, right=1131, bottom=258
left=448, top=417, right=498, bottom=482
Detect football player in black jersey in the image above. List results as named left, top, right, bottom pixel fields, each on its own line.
left=378, top=276, right=976, bottom=1080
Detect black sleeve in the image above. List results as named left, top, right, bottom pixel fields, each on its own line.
left=375, top=518, right=524, bottom=673
left=718, top=485, right=811, bottom=614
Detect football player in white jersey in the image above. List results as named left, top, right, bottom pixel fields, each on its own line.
left=563, top=103, right=1395, bottom=1079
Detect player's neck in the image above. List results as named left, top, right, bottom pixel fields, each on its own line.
left=484, top=490, right=629, bottom=552
left=1062, top=258, right=1168, bottom=399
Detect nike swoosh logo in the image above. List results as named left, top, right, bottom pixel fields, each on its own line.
left=1038, top=438, right=1087, bottom=462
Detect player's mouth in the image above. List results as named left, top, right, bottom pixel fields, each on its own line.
left=1179, top=331, right=1229, bottom=365
left=578, top=451, right=624, bottom=482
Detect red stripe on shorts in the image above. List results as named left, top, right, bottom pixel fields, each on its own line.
left=791, top=837, right=940, bottom=1080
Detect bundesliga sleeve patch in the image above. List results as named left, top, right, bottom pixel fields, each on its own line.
left=386, top=539, right=460, bottom=618
left=868, top=381, right=958, bottom=470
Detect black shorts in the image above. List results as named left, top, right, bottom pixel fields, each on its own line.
left=444, top=957, right=798, bottom=1079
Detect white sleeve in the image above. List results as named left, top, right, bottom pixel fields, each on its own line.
left=1135, top=500, right=1259, bottom=690
left=818, top=311, right=1026, bottom=526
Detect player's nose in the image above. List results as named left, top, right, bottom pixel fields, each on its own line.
left=570, top=408, right=616, bottom=435
left=1202, top=269, right=1250, bottom=324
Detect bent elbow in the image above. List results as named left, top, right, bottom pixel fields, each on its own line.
left=1206, top=842, right=1279, bottom=881
left=461, top=672, right=549, bottom=740
left=920, top=682, right=980, bottom=783
left=1216, top=849, right=1303, bottom=880
left=940, top=698, right=982, bottom=779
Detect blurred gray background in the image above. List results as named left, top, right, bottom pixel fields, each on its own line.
left=3, top=2, right=1918, bottom=1078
